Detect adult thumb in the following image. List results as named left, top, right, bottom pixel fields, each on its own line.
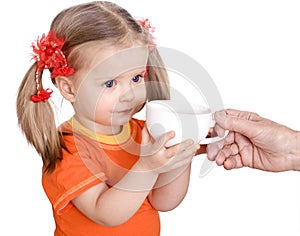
left=214, top=110, right=260, bottom=137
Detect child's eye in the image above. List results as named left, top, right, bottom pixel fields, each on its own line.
left=132, top=75, right=142, bottom=83
left=104, top=80, right=115, bottom=88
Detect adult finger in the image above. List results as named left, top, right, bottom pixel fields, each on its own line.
left=224, top=109, right=261, bottom=121
left=214, top=123, right=226, bottom=137
left=223, top=154, right=244, bottom=170
left=215, top=143, right=239, bottom=166
left=206, top=131, right=235, bottom=161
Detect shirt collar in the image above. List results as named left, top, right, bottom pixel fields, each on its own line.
left=68, top=117, right=131, bottom=145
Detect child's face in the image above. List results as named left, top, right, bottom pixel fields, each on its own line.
left=72, top=46, right=148, bottom=134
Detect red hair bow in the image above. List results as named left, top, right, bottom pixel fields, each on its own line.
left=136, top=18, right=156, bottom=46
left=31, top=89, right=53, bottom=103
left=30, top=30, right=74, bottom=103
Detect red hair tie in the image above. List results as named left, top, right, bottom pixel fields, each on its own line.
left=30, top=30, right=74, bottom=103
left=136, top=18, right=156, bottom=46
left=136, top=18, right=155, bottom=78
left=31, top=88, right=53, bottom=103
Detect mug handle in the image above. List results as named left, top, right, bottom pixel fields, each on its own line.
left=199, top=118, right=228, bottom=145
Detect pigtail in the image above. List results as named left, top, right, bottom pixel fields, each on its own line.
left=16, top=1, right=170, bottom=174
left=16, top=63, right=62, bottom=173
left=146, top=48, right=170, bottom=101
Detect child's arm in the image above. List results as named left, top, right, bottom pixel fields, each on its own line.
left=72, top=130, right=196, bottom=227
left=143, top=126, right=198, bottom=211
left=71, top=131, right=174, bottom=227
left=72, top=167, right=158, bottom=226
left=148, top=164, right=192, bottom=211
left=147, top=129, right=213, bottom=210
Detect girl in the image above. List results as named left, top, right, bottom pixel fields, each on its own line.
left=16, top=1, right=199, bottom=235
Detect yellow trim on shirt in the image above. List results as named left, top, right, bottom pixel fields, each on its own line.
left=69, top=117, right=131, bottom=145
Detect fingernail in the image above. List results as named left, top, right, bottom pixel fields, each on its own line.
left=214, top=110, right=226, bottom=127
left=187, top=139, right=194, bottom=145
left=170, top=131, right=175, bottom=137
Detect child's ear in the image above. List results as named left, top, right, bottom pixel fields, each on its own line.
left=55, top=76, right=76, bottom=102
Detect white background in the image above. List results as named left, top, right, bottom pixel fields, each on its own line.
left=1, top=0, right=300, bottom=235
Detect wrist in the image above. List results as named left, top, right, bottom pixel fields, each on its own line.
left=288, top=130, right=300, bottom=171
left=114, top=163, right=159, bottom=192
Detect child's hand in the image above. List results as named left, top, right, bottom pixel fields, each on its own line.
left=138, top=127, right=199, bottom=174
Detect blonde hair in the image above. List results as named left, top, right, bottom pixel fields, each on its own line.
left=16, top=1, right=170, bottom=173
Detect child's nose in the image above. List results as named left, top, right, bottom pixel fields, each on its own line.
left=119, top=86, right=135, bottom=102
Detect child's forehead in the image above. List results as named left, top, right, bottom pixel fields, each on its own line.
left=86, top=45, right=149, bottom=78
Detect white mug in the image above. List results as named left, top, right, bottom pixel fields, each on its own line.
left=146, top=100, right=225, bottom=147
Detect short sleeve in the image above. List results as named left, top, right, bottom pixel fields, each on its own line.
left=42, top=134, right=108, bottom=215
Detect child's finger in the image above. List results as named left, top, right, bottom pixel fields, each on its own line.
left=141, top=131, right=175, bottom=157
left=154, top=131, right=175, bottom=150
left=166, top=144, right=199, bottom=170
left=164, top=139, right=195, bottom=159
left=176, top=143, right=199, bottom=160
left=141, top=126, right=151, bottom=145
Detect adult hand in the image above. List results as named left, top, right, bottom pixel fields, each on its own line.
left=207, top=109, right=300, bottom=172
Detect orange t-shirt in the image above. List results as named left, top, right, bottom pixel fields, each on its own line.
left=42, top=118, right=160, bottom=236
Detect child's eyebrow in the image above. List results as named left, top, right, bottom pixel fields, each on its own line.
left=96, top=68, right=146, bottom=81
